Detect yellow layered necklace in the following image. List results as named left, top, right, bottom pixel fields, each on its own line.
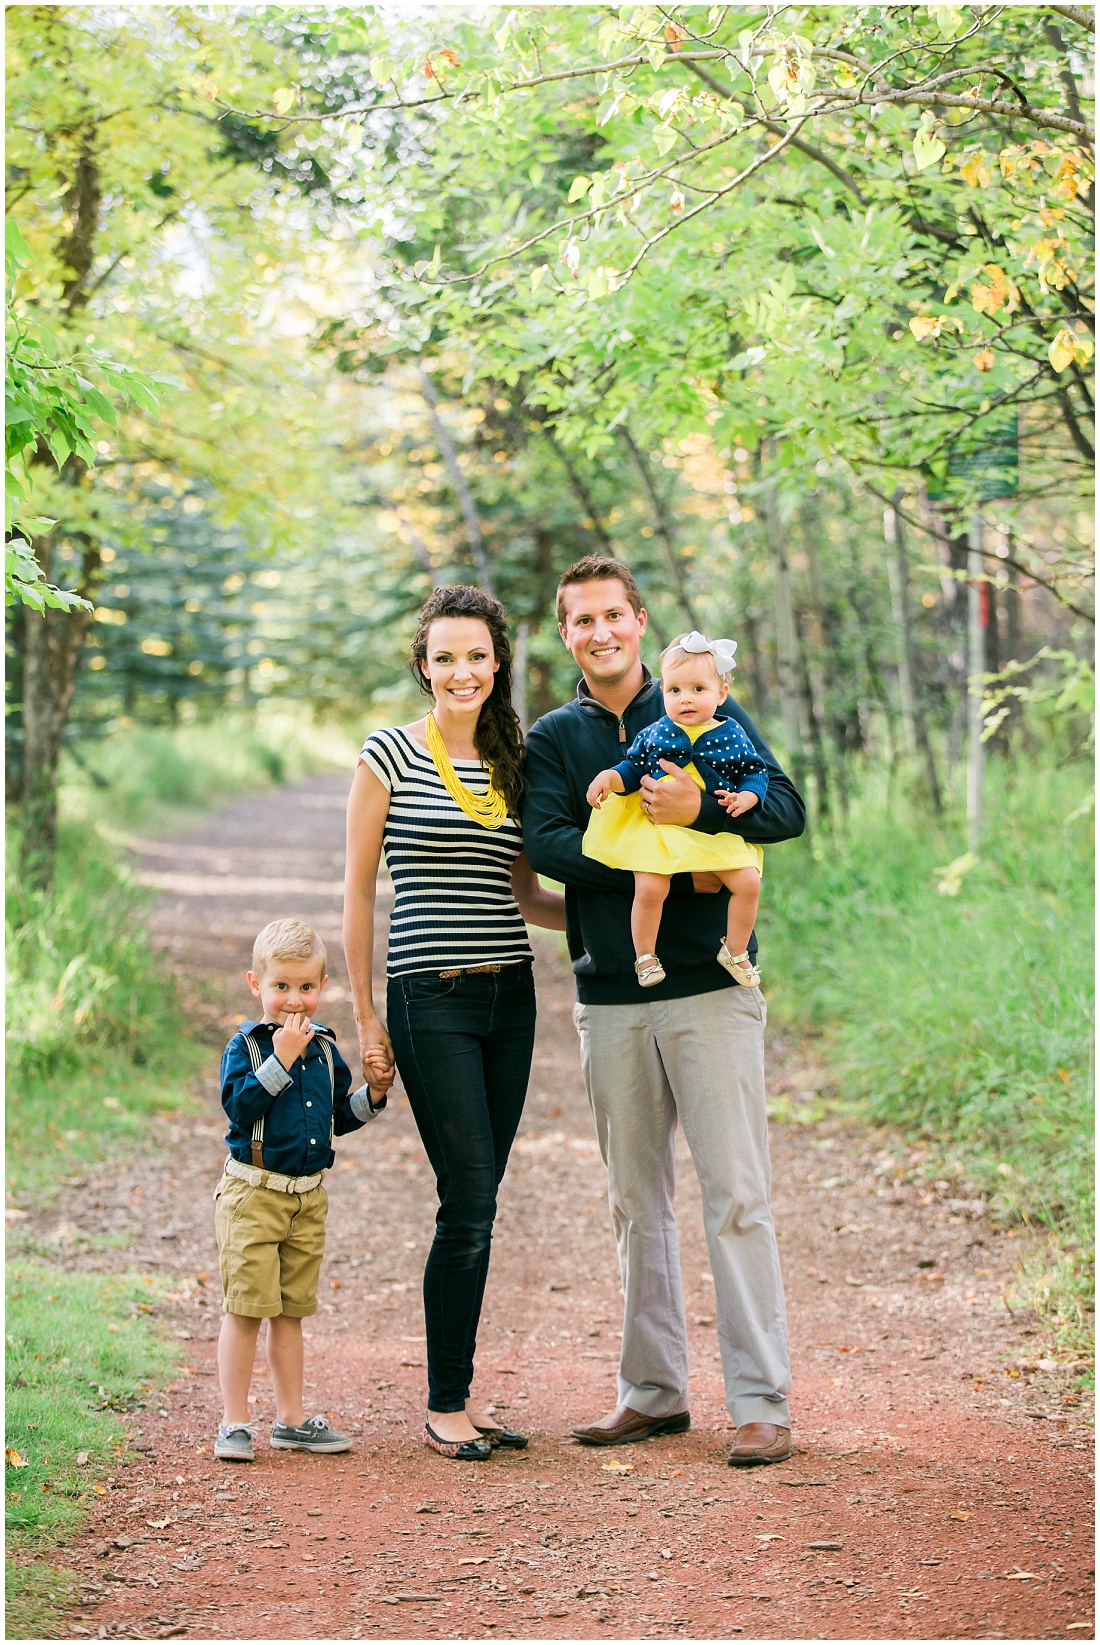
left=425, top=711, right=508, bottom=830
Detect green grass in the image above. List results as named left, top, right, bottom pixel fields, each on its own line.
left=6, top=823, right=207, bottom=1205
left=6, top=1264, right=182, bottom=1638
left=7, top=824, right=201, bottom=1636
left=62, top=708, right=358, bottom=834
left=761, top=755, right=1093, bottom=1352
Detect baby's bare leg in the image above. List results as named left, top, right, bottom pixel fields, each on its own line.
left=632, top=872, right=671, bottom=958
left=717, top=866, right=762, bottom=957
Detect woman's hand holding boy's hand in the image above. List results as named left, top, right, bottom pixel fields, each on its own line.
left=272, top=1012, right=315, bottom=1070
left=716, top=788, right=760, bottom=818
left=357, top=1013, right=395, bottom=1093
left=363, top=1044, right=395, bottom=1096
left=586, top=770, right=616, bottom=809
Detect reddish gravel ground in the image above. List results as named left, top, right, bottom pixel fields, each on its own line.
left=15, top=774, right=1094, bottom=1641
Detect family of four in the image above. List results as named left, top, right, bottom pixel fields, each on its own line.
left=212, top=555, right=804, bottom=1469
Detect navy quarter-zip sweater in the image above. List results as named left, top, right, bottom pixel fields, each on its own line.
left=220, top=1020, right=362, bottom=1177
left=522, top=669, right=806, bottom=1005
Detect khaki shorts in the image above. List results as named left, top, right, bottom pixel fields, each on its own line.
left=214, top=1171, right=327, bottom=1319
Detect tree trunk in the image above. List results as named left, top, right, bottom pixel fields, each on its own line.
left=420, top=370, right=494, bottom=594
left=967, top=517, right=986, bottom=851
left=512, top=618, right=530, bottom=732
left=761, top=473, right=807, bottom=797
left=795, top=610, right=830, bottom=820
left=544, top=432, right=616, bottom=552
left=884, top=495, right=943, bottom=812
left=619, top=428, right=697, bottom=629
left=20, top=526, right=100, bottom=888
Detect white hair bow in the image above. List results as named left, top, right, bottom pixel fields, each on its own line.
left=680, top=630, right=738, bottom=675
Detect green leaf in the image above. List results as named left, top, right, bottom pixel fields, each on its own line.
left=652, top=124, right=677, bottom=156
left=931, top=5, right=966, bottom=39
left=567, top=174, right=591, bottom=204
left=531, top=265, right=548, bottom=291
left=5, top=217, right=31, bottom=272
left=913, top=126, right=946, bottom=172
left=47, top=432, right=71, bottom=470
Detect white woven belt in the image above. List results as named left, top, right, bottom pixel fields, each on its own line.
left=224, top=1157, right=324, bottom=1195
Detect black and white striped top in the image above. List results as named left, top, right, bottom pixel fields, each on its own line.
left=359, top=727, right=533, bottom=978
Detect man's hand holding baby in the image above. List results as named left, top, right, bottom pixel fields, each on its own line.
left=272, top=1011, right=315, bottom=1069
left=715, top=789, right=760, bottom=818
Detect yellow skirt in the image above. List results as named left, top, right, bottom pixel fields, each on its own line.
left=582, top=786, right=764, bottom=877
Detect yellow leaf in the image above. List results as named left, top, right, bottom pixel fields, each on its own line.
left=960, top=152, right=992, bottom=189
left=272, top=87, right=296, bottom=115
left=567, top=175, right=591, bottom=205
left=950, top=1509, right=970, bottom=1521
left=1049, top=329, right=1075, bottom=372
left=530, top=265, right=548, bottom=292
left=6, top=1448, right=27, bottom=1468
left=909, top=316, right=943, bottom=340
left=601, top=1461, right=634, bottom=1473
left=974, top=349, right=996, bottom=372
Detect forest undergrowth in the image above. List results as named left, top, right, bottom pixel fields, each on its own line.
left=762, top=751, right=1094, bottom=1361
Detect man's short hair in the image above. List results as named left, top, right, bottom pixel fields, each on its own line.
left=556, top=555, right=643, bottom=625
left=251, top=918, right=327, bottom=979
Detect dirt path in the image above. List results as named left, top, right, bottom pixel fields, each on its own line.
left=28, top=774, right=1094, bottom=1640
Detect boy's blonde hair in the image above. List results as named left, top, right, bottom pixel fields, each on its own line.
left=251, top=918, right=327, bottom=979
left=660, top=633, right=734, bottom=683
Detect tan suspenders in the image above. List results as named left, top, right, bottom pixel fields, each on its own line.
left=240, top=1031, right=335, bottom=1171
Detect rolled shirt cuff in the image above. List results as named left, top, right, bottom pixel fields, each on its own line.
left=255, top=1054, right=293, bottom=1096
left=349, top=1085, right=387, bottom=1123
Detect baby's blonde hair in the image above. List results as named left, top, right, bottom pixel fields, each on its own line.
left=251, top=918, right=327, bottom=980
left=660, top=633, right=733, bottom=684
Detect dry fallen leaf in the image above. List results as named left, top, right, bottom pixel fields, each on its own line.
left=459, top=1557, right=488, bottom=1566
left=6, top=1448, right=27, bottom=1468
left=950, top=1510, right=970, bottom=1521
left=75, top=1452, right=89, bottom=1467
left=601, top=1462, right=633, bottom=1473
left=1005, top=1569, right=1044, bottom=1581
left=146, top=1518, right=171, bottom=1529
left=756, top=1534, right=785, bottom=1542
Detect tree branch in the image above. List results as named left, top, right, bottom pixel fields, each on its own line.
left=858, top=478, right=1095, bottom=621
left=1046, top=5, right=1094, bottom=32
left=680, top=59, right=868, bottom=202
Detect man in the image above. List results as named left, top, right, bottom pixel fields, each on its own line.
left=523, top=555, right=805, bottom=1466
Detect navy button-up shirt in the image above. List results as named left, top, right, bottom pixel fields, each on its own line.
left=220, top=1019, right=379, bottom=1177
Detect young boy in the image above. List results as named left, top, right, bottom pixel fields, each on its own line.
left=214, top=917, right=387, bottom=1462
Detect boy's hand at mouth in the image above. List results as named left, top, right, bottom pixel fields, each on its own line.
left=272, top=1011, right=315, bottom=1069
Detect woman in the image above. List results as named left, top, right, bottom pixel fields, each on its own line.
left=344, top=585, right=565, bottom=1460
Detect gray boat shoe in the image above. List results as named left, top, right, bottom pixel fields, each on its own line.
left=270, top=1414, right=352, bottom=1453
left=214, top=1422, right=255, bottom=1462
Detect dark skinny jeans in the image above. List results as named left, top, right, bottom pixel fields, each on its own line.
left=388, top=961, right=536, bottom=1413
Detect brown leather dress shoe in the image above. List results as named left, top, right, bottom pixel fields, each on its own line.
left=571, top=1404, right=691, bottom=1446
left=727, top=1422, right=791, bottom=1466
